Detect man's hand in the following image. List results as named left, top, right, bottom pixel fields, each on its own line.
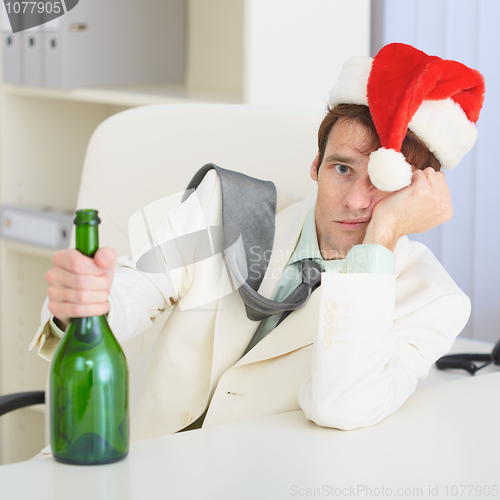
left=46, top=247, right=116, bottom=329
left=363, top=167, right=453, bottom=251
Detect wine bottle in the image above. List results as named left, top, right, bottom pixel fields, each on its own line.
left=49, top=209, right=129, bottom=465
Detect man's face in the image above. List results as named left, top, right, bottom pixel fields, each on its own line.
left=310, top=118, right=392, bottom=260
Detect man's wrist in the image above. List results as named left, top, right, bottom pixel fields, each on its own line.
left=363, top=222, right=398, bottom=252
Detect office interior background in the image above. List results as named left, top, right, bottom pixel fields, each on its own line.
left=0, top=0, right=498, bottom=465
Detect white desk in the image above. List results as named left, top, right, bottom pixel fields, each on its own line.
left=1, top=358, right=499, bottom=500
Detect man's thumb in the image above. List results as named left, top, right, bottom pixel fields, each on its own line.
left=94, top=247, right=116, bottom=270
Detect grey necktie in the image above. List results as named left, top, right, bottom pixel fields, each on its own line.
left=183, top=164, right=323, bottom=321
left=274, top=258, right=323, bottom=326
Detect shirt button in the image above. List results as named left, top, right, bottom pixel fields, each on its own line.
left=325, top=324, right=337, bottom=336
left=181, top=410, right=192, bottom=426
left=322, top=337, right=335, bottom=349
left=326, top=300, right=338, bottom=312
left=325, top=312, right=337, bottom=323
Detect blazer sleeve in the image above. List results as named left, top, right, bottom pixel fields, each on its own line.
left=298, top=240, right=471, bottom=430
left=29, top=169, right=223, bottom=359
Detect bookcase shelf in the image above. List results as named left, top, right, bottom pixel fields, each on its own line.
left=3, top=83, right=244, bottom=107
left=2, top=240, right=57, bottom=259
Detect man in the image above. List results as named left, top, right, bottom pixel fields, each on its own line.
left=31, top=43, right=485, bottom=438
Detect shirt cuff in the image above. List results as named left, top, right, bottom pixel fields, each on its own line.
left=343, top=244, right=395, bottom=275
left=49, top=316, right=66, bottom=339
left=28, top=317, right=63, bottom=361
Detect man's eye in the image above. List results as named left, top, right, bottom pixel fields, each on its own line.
left=335, top=164, right=350, bottom=175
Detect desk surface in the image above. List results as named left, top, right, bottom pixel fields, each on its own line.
left=1, top=360, right=499, bottom=500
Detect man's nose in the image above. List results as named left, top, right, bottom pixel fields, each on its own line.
left=343, top=178, right=376, bottom=211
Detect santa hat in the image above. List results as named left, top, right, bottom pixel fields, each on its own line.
left=328, top=43, right=485, bottom=191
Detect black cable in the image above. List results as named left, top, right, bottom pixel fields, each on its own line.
left=436, top=353, right=492, bottom=375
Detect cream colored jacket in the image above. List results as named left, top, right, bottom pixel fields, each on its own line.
left=31, top=170, right=470, bottom=440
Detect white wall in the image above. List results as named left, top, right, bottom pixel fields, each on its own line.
left=372, top=0, right=500, bottom=343
left=245, top=0, right=371, bottom=114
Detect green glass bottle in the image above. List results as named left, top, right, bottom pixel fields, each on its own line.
left=49, top=209, right=129, bottom=465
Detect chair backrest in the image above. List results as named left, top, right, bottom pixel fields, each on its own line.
left=76, top=103, right=321, bottom=362
left=76, top=103, right=321, bottom=257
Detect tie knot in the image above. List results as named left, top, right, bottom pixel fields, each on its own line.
left=301, top=259, right=323, bottom=288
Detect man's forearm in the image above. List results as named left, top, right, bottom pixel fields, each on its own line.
left=299, top=238, right=471, bottom=430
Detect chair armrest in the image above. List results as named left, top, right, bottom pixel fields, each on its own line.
left=0, top=391, right=45, bottom=416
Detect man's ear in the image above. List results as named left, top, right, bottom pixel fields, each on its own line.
left=310, top=153, right=319, bottom=181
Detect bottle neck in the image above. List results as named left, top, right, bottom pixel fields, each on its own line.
left=75, top=223, right=99, bottom=257
left=69, top=316, right=108, bottom=346
left=73, top=223, right=102, bottom=324
left=67, top=210, right=106, bottom=328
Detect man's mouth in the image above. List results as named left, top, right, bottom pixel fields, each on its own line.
left=336, top=218, right=371, bottom=229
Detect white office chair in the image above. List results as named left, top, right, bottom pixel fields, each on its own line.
left=75, top=103, right=321, bottom=364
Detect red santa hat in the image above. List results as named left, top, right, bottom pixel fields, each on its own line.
left=328, top=43, right=485, bottom=191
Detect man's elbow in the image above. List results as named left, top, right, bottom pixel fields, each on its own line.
left=300, top=388, right=393, bottom=430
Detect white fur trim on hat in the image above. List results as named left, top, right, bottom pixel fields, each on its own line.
left=368, top=148, right=413, bottom=192
left=328, top=56, right=372, bottom=108
left=409, top=98, right=478, bottom=170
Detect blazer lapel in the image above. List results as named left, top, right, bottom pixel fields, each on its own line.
left=235, top=286, right=321, bottom=366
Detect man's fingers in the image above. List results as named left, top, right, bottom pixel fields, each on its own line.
left=410, top=167, right=428, bottom=185
left=413, top=168, right=448, bottom=194
left=47, top=286, right=110, bottom=305
left=46, top=267, right=111, bottom=292
left=422, top=166, right=440, bottom=185
left=435, top=171, right=450, bottom=197
left=52, top=249, right=107, bottom=276
left=421, top=167, right=449, bottom=189
left=47, top=246, right=116, bottom=322
left=374, top=165, right=453, bottom=239
left=422, top=168, right=451, bottom=201
left=48, top=300, right=110, bottom=320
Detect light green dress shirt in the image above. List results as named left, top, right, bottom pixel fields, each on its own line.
left=244, top=206, right=396, bottom=353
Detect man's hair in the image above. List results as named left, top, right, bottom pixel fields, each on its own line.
left=316, top=104, right=441, bottom=174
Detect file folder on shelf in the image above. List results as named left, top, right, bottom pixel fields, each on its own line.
left=1, top=3, right=22, bottom=84
left=1, top=206, right=74, bottom=250
left=23, top=25, right=43, bottom=87
left=41, top=16, right=61, bottom=88
left=2, top=31, right=22, bottom=84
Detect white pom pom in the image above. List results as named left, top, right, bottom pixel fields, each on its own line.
left=368, top=148, right=413, bottom=192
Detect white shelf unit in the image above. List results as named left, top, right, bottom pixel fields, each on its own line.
left=0, top=0, right=370, bottom=465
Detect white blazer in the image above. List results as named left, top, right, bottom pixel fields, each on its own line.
left=32, top=170, right=470, bottom=440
